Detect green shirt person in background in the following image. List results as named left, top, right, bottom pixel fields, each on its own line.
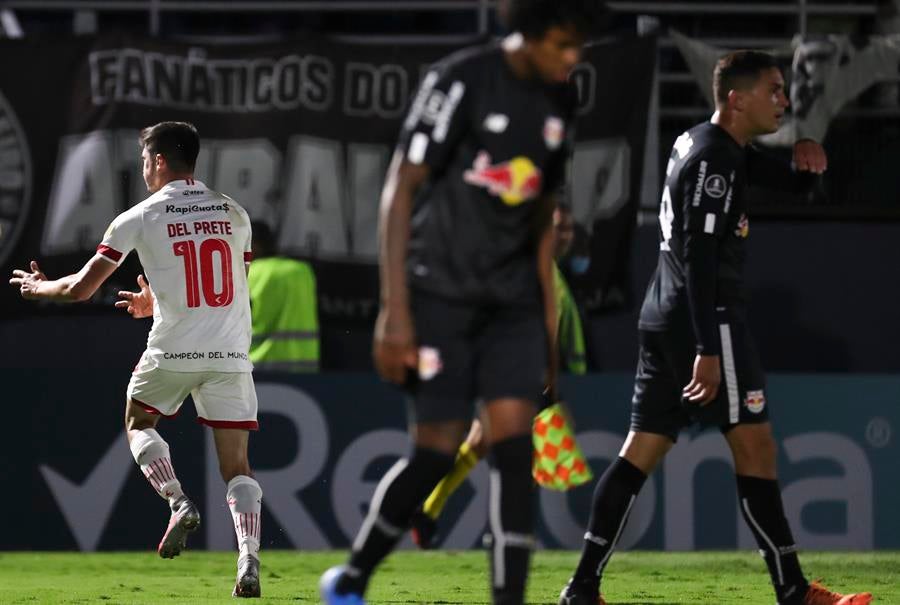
left=248, top=222, right=320, bottom=372
left=409, top=204, right=589, bottom=548
left=553, top=205, right=587, bottom=375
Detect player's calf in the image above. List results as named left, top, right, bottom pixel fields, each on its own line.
left=227, top=476, right=262, bottom=562
left=129, top=428, right=184, bottom=506
left=487, top=434, right=535, bottom=605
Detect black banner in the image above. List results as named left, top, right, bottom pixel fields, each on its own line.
left=0, top=34, right=655, bottom=324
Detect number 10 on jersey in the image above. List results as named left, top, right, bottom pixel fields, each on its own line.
left=173, top=238, right=235, bottom=308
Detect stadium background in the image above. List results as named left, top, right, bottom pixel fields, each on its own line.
left=1, top=0, right=898, bottom=556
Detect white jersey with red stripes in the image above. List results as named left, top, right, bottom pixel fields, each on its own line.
left=98, top=178, right=253, bottom=372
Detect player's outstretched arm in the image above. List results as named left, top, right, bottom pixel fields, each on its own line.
left=746, top=139, right=826, bottom=195
left=115, top=274, right=154, bottom=318
left=9, top=255, right=116, bottom=303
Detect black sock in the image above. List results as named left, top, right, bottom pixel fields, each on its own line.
left=736, top=475, right=809, bottom=604
left=337, top=447, right=455, bottom=595
left=487, top=434, right=535, bottom=605
left=571, top=457, right=647, bottom=591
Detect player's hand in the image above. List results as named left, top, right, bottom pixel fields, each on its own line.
left=373, top=306, right=418, bottom=384
left=9, top=261, right=48, bottom=300
left=683, top=354, right=721, bottom=405
left=115, top=274, right=153, bottom=318
left=793, top=139, right=827, bottom=174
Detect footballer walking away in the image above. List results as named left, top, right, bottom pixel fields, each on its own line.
left=10, top=122, right=264, bottom=598
left=319, top=1, right=605, bottom=604
left=557, top=51, right=872, bottom=605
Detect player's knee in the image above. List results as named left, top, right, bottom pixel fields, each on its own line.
left=124, top=399, right=162, bottom=431
left=414, top=421, right=469, bottom=455
left=754, top=433, right=778, bottom=471
left=731, top=429, right=777, bottom=476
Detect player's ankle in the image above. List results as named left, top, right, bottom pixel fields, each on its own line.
left=570, top=575, right=600, bottom=595
left=335, top=566, right=367, bottom=596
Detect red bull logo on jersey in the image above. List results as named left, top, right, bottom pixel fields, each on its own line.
left=463, top=151, right=542, bottom=206
left=735, top=213, right=749, bottom=238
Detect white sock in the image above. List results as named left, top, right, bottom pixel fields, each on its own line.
left=129, top=428, right=184, bottom=506
left=227, top=475, right=262, bottom=561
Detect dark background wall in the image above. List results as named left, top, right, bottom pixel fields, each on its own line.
left=589, top=220, right=900, bottom=373
left=3, top=220, right=898, bottom=373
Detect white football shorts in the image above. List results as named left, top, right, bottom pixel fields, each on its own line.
left=127, top=357, right=258, bottom=430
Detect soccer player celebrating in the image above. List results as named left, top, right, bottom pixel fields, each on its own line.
left=320, top=2, right=604, bottom=604
left=10, top=122, right=264, bottom=598
left=557, top=52, right=872, bottom=605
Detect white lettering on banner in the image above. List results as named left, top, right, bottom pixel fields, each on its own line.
left=207, top=139, right=281, bottom=224
left=331, top=429, right=413, bottom=547
left=571, top=138, right=631, bottom=228
left=280, top=135, right=348, bottom=258
left=344, top=62, right=409, bottom=118
left=37, top=386, right=879, bottom=550
left=781, top=433, right=873, bottom=549
left=664, top=432, right=734, bottom=551
left=540, top=431, right=655, bottom=551
left=89, top=48, right=334, bottom=112
left=41, top=130, right=634, bottom=263
left=39, top=435, right=132, bottom=551
left=206, top=382, right=331, bottom=549
left=319, top=294, right=379, bottom=320
left=347, top=143, right=389, bottom=260
left=42, top=132, right=120, bottom=255
left=663, top=431, right=874, bottom=551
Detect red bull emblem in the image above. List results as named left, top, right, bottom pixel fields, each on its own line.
left=735, top=213, right=749, bottom=238
left=745, top=389, right=766, bottom=414
left=543, top=116, right=564, bottom=150
left=463, top=151, right=542, bottom=206
left=417, top=346, right=443, bottom=381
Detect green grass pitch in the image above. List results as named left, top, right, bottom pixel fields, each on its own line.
left=4, top=550, right=898, bottom=604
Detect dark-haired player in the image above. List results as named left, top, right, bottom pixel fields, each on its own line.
left=10, top=122, right=264, bottom=598
left=557, top=51, right=872, bottom=605
left=319, top=2, right=605, bottom=604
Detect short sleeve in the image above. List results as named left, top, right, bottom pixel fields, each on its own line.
left=681, top=151, right=737, bottom=238
left=97, top=207, right=141, bottom=265
left=397, top=64, right=470, bottom=172
left=242, top=210, right=253, bottom=263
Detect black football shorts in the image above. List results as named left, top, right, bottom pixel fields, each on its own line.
left=630, top=317, right=768, bottom=442
left=406, top=288, right=547, bottom=423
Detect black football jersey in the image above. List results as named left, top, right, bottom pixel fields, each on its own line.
left=398, top=43, right=575, bottom=306
left=638, top=122, right=750, bottom=354
left=639, top=121, right=813, bottom=354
